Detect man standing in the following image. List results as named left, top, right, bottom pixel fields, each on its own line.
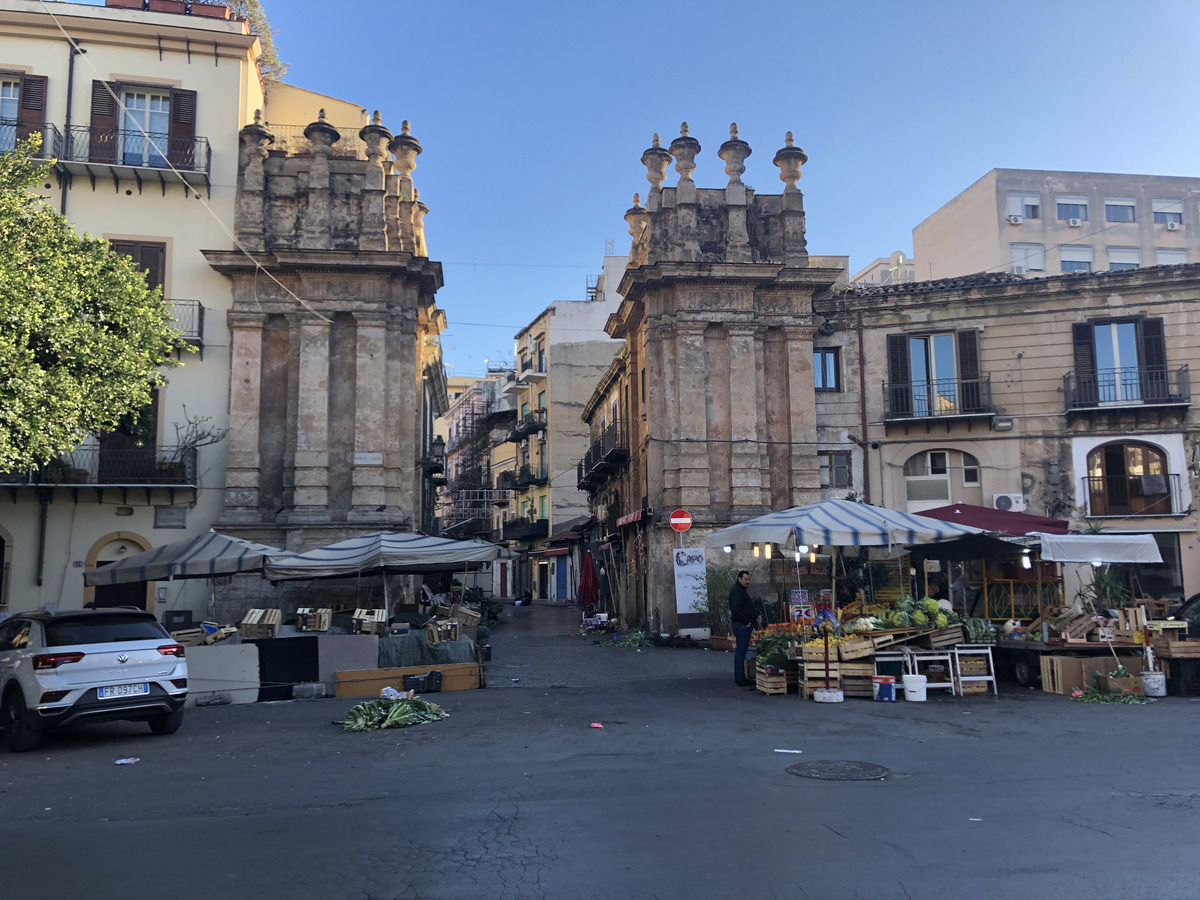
left=728, top=570, right=758, bottom=687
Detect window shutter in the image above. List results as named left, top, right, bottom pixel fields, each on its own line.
left=1072, top=322, right=1098, bottom=407
left=16, top=74, right=47, bottom=142
left=137, top=243, right=165, bottom=291
left=886, top=333, right=912, bottom=416
left=956, top=329, right=981, bottom=412
left=1138, top=317, right=1168, bottom=401
left=168, top=88, right=197, bottom=169
left=89, top=80, right=118, bottom=163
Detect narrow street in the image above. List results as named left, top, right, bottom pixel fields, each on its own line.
left=2, top=602, right=1199, bottom=900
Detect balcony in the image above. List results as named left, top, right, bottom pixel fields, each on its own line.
left=58, top=126, right=211, bottom=195
left=516, top=408, right=547, bottom=436
left=0, top=445, right=197, bottom=488
left=516, top=463, right=549, bottom=487
left=496, top=470, right=518, bottom=491
left=1082, top=473, right=1183, bottom=517
left=0, top=121, right=61, bottom=158
left=502, top=516, right=549, bottom=542
left=883, top=376, right=994, bottom=422
left=169, top=300, right=205, bottom=348
left=577, top=422, right=629, bottom=489
left=1064, top=366, right=1190, bottom=412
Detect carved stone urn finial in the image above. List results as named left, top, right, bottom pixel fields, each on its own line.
left=388, top=120, right=423, bottom=181
left=641, top=133, right=672, bottom=190
left=359, top=110, right=393, bottom=162
left=632, top=192, right=641, bottom=208
left=304, top=109, right=340, bottom=153
left=669, top=122, right=701, bottom=184
left=773, top=130, right=808, bottom=190
left=718, top=121, right=752, bottom=185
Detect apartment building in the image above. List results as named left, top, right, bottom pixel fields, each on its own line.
left=500, top=256, right=625, bottom=600
left=815, top=263, right=1200, bottom=603
left=914, top=169, right=1200, bottom=280
left=0, top=0, right=446, bottom=619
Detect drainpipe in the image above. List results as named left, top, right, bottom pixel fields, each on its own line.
left=36, top=490, right=49, bottom=587
left=855, top=310, right=871, bottom=503
left=61, top=39, right=85, bottom=216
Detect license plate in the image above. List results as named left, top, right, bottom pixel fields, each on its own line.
left=98, top=683, right=150, bottom=700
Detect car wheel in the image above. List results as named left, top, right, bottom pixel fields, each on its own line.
left=1013, top=657, right=1036, bottom=687
left=148, top=707, right=185, bottom=736
left=3, top=689, right=41, bottom=753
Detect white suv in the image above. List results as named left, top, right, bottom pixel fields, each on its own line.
left=0, top=609, right=188, bottom=752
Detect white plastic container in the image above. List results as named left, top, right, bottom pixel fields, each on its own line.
left=902, top=673, right=928, bottom=701
left=1141, top=671, right=1167, bottom=698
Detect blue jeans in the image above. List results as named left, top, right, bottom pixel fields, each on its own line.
left=732, top=621, right=753, bottom=683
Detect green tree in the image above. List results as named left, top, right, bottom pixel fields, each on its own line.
left=226, top=0, right=288, bottom=83
left=0, top=136, right=181, bottom=471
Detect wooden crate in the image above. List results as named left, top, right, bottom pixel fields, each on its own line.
left=841, top=675, right=875, bottom=698
left=960, top=681, right=991, bottom=696
left=453, top=605, right=482, bottom=628
left=839, top=661, right=875, bottom=678
left=1040, top=655, right=1084, bottom=695
left=352, top=608, right=387, bottom=635
left=296, top=608, right=332, bottom=632
left=238, top=608, right=281, bottom=639
left=1155, top=637, right=1200, bottom=658
left=755, top=663, right=788, bottom=695
left=203, top=625, right=238, bottom=645
left=334, top=662, right=481, bottom=697
left=171, top=628, right=206, bottom=646
left=871, top=628, right=920, bottom=651
left=922, top=625, right=965, bottom=649
left=1112, top=606, right=1148, bottom=643
left=838, top=636, right=876, bottom=661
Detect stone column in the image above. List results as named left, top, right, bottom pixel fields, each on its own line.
left=348, top=313, right=390, bottom=523
left=235, top=111, right=273, bottom=251
left=301, top=110, right=339, bottom=250
left=386, top=303, right=419, bottom=526
left=785, top=321, right=821, bottom=505
left=288, top=315, right=332, bottom=521
left=650, top=319, right=679, bottom=504
left=358, top=112, right=392, bottom=251
left=773, top=132, right=810, bottom=266
left=674, top=321, right=710, bottom=509
left=728, top=322, right=769, bottom=511
left=669, top=124, right=701, bottom=262
left=718, top=123, right=752, bottom=262
left=221, top=311, right=265, bottom=521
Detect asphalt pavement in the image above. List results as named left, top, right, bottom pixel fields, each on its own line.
left=3, top=601, right=1200, bottom=900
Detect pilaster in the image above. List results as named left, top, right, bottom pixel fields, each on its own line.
left=220, top=311, right=265, bottom=521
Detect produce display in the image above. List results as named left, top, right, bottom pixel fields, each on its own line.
left=342, top=694, right=449, bottom=731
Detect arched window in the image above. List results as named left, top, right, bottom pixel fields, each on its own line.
left=901, top=449, right=982, bottom=512
left=1085, top=441, right=1172, bottom=516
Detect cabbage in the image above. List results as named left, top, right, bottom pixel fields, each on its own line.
left=913, top=610, right=929, bottom=626
left=921, top=598, right=940, bottom=615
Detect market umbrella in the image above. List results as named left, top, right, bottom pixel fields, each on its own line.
left=83, top=531, right=288, bottom=585
left=916, top=502, right=1070, bottom=536
left=705, top=498, right=983, bottom=550
left=263, top=532, right=502, bottom=580
left=578, top=549, right=600, bottom=611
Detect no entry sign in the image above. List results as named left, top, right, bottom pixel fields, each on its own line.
left=669, top=509, right=692, bottom=533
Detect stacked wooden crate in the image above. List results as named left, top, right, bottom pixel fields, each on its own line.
left=296, top=608, right=332, bottom=632
left=801, top=643, right=841, bottom=697
left=755, top=662, right=788, bottom=696
left=351, top=608, right=387, bottom=635
left=238, top=608, right=281, bottom=639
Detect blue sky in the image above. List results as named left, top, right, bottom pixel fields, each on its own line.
left=161, top=2, right=1200, bottom=376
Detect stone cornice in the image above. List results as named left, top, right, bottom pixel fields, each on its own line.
left=202, top=249, right=444, bottom=293
left=618, top=261, right=843, bottom=305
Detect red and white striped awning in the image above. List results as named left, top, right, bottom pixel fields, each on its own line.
left=616, top=509, right=643, bottom=527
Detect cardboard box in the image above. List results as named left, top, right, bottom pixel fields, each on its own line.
left=334, top=662, right=482, bottom=697
left=1097, top=675, right=1144, bottom=697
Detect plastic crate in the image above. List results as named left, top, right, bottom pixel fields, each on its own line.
left=1166, top=658, right=1200, bottom=697
left=402, top=674, right=427, bottom=692
left=424, top=670, right=443, bottom=693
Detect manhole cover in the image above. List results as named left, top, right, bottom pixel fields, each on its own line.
left=787, top=760, right=890, bottom=781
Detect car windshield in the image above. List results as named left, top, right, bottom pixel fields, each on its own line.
left=44, top=614, right=168, bottom=647
left=1179, top=596, right=1200, bottom=620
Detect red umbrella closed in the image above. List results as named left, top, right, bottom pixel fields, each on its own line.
left=578, top=549, right=600, bottom=612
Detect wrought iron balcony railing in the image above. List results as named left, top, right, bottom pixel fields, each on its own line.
left=0, top=120, right=61, bottom=158
left=883, top=376, right=994, bottom=420
left=501, top=516, right=548, bottom=542
left=169, top=300, right=205, bottom=344
left=61, top=126, right=211, bottom=175
left=1064, top=366, right=1190, bottom=411
left=0, top=445, right=198, bottom=487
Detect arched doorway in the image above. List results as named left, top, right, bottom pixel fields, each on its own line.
left=1085, top=441, right=1172, bottom=516
left=85, top=533, right=153, bottom=610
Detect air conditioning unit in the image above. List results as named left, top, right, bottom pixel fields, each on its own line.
left=1166, top=221, right=1181, bottom=231
left=536, top=431, right=546, bottom=441
left=992, top=493, right=1026, bottom=512
left=519, top=438, right=529, bottom=449
left=1067, top=217, right=1082, bottom=228
left=1007, top=214, right=1023, bottom=225
left=1012, top=265, right=1027, bottom=275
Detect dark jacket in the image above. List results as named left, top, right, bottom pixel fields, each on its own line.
left=728, top=581, right=757, bottom=628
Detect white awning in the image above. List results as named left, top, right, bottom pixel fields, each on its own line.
left=1034, top=533, right=1162, bottom=564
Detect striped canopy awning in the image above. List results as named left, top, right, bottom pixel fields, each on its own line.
left=83, top=532, right=288, bottom=585
left=705, top=499, right=983, bottom=549
left=264, top=532, right=502, bottom=580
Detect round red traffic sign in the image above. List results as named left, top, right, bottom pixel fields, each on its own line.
left=669, top=509, right=692, bottom=533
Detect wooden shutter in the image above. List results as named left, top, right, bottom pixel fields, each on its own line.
left=168, top=87, right=197, bottom=169
left=1072, top=322, right=1098, bottom=407
left=110, top=241, right=166, bottom=291
left=16, top=74, right=47, bottom=143
left=956, top=329, right=981, bottom=412
left=89, top=80, right=118, bottom=163
left=1138, top=317, right=1167, bottom=401
left=886, top=333, right=912, bottom=416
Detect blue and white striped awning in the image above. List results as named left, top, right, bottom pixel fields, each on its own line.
left=264, top=532, right=502, bottom=580
left=705, top=499, right=983, bottom=549
left=83, top=532, right=288, bottom=585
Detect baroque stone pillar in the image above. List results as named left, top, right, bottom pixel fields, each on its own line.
left=718, top=123, right=752, bottom=262
left=669, top=124, right=701, bottom=262
left=235, top=111, right=272, bottom=251
left=288, top=315, right=332, bottom=521
left=674, top=322, right=710, bottom=509
left=301, top=110, right=339, bottom=250
left=221, top=311, right=266, bottom=521
left=727, top=322, right=769, bottom=511
left=358, top=111, right=392, bottom=251
left=389, top=121, right=422, bottom=253
left=773, top=132, right=809, bottom=266
left=347, top=313, right=390, bottom=522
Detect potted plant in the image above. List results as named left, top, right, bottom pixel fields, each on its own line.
left=189, top=1, right=231, bottom=18
left=158, top=407, right=229, bottom=484
left=696, top=563, right=737, bottom=649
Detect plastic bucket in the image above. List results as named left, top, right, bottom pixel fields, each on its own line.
left=872, top=676, right=896, bottom=702
left=1141, top=670, right=1167, bottom=698
left=902, top=674, right=928, bottom=702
